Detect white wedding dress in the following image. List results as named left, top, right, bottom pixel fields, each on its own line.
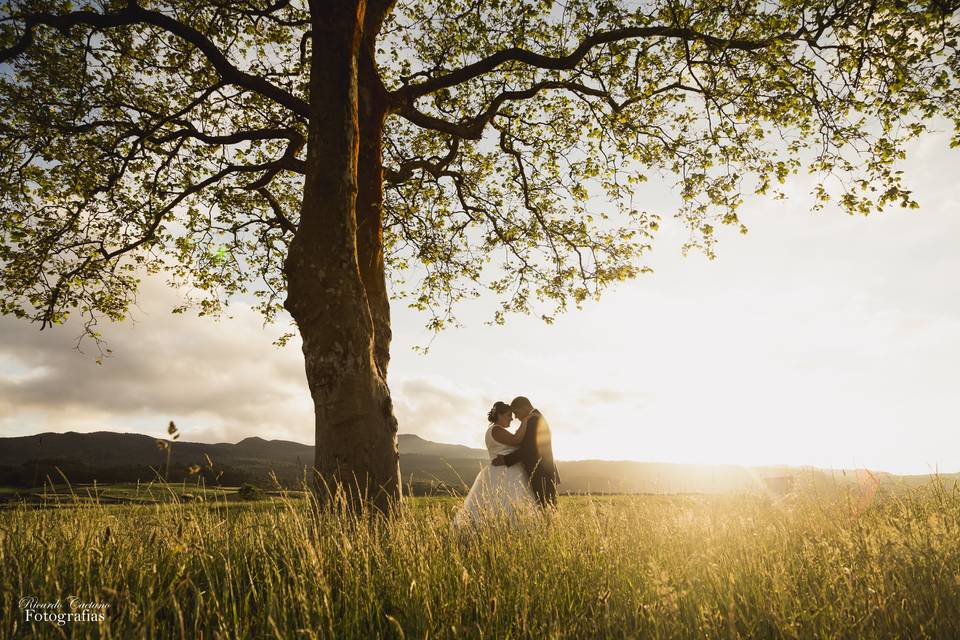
left=453, top=425, right=537, bottom=529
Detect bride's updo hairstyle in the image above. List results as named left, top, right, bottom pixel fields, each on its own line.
left=486, top=401, right=511, bottom=423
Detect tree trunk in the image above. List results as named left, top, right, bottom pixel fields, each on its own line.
left=284, top=0, right=400, bottom=512
left=357, top=38, right=392, bottom=380
left=358, top=0, right=396, bottom=379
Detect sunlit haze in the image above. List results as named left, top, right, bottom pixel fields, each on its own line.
left=1, top=132, right=957, bottom=475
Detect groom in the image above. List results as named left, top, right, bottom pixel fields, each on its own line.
left=491, top=396, right=560, bottom=508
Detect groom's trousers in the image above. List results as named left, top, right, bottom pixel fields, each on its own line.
left=530, top=469, right=558, bottom=508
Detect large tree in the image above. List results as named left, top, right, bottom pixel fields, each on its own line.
left=1, top=0, right=957, bottom=510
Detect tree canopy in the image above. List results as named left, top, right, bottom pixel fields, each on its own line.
left=2, top=0, right=958, bottom=342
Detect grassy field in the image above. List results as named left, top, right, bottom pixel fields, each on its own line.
left=0, top=481, right=306, bottom=507
left=2, top=481, right=959, bottom=639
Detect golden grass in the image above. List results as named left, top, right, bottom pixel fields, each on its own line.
left=1, top=481, right=959, bottom=639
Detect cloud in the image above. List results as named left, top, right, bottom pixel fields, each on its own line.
left=0, top=276, right=496, bottom=450
left=0, top=276, right=313, bottom=443
left=579, top=389, right=655, bottom=406
left=391, top=377, right=490, bottom=446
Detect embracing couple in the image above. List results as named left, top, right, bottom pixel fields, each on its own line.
left=453, top=396, right=561, bottom=529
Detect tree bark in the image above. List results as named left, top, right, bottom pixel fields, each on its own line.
left=358, top=0, right=396, bottom=379
left=357, top=41, right=392, bottom=380
left=284, top=0, right=400, bottom=512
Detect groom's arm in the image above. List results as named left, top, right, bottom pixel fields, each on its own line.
left=500, top=448, right=523, bottom=467
left=500, top=415, right=539, bottom=466
left=491, top=450, right=521, bottom=466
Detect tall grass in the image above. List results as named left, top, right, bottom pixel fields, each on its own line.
left=2, top=481, right=959, bottom=638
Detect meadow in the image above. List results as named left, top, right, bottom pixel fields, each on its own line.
left=2, top=480, right=959, bottom=639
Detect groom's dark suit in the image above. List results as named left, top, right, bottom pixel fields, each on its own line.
left=501, top=410, right=560, bottom=507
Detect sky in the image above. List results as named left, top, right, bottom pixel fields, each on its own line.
left=1, top=130, right=958, bottom=475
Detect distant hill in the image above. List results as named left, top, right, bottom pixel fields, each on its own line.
left=0, top=431, right=485, bottom=467
left=0, top=431, right=955, bottom=495
left=0, top=431, right=489, bottom=492
left=0, top=431, right=315, bottom=472
left=396, top=434, right=486, bottom=459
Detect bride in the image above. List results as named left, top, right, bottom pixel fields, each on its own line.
left=453, top=401, right=538, bottom=529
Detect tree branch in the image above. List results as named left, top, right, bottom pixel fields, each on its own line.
left=0, top=3, right=309, bottom=118
left=394, top=23, right=811, bottom=101
left=151, top=123, right=304, bottom=147
left=397, top=79, right=697, bottom=139
left=384, top=137, right=459, bottom=183
left=257, top=187, right=297, bottom=233
left=243, top=134, right=306, bottom=189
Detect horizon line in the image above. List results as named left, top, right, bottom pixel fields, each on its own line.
left=2, top=428, right=956, bottom=477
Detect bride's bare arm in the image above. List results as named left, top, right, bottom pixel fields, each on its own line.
left=490, top=426, right=521, bottom=446
left=490, top=416, right=530, bottom=447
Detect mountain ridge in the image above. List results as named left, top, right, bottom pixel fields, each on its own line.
left=0, top=430, right=954, bottom=494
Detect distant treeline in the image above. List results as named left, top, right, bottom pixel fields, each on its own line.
left=0, top=460, right=464, bottom=497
